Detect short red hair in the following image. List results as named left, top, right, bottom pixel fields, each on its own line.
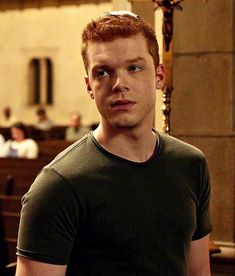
left=81, top=12, right=159, bottom=70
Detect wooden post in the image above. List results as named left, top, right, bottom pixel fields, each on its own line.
left=153, top=0, right=183, bottom=134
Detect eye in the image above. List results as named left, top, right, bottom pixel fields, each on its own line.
left=95, top=69, right=109, bottom=78
left=128, top=65, right=143, bottom=72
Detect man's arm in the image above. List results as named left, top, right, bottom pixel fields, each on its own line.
left=16, top=256, right=67, bottom=276
left=188, top=234, right=211, bottom=276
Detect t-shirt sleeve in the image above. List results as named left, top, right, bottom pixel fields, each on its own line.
left=192, top=158, right=212, bottom=240
left=0, top=140, right=11, bottom=157
left=26, top=140, right=39, bottom=159
left=17, top=167, right=80, bottom=265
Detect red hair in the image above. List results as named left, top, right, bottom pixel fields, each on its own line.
left=81, top=13, right=159, bottom=70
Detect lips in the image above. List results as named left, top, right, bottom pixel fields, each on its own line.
left=110, top=100, right=136, bottom=111
left=111, top=100, right=135, bottom=107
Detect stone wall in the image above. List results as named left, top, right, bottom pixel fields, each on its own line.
left=172, top=0, right=234, bottom=243
left=0, top=0, right=164, bottom=130
left=0, top=3, right=112, bottom=126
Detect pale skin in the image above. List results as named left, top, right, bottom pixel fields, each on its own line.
left=16, top=33, right=211, bottom=276
left=11, top=127, right=25, bottom=142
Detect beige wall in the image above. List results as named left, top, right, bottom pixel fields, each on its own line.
left=0, top=3, right=112, bottom=126
left=0, top=1, right=164, bottom=130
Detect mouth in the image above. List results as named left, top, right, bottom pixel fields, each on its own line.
left=110, top=100, right=136, bottom=111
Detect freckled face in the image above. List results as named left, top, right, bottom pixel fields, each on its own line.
left=86, top=33, right=162, bottom=130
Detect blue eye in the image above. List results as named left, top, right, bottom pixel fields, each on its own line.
left=128, top=65, right=143, bottom=72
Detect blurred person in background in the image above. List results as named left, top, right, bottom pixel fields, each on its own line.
left=35, top=107, right=54, bottom=131
left=0, top=133, right=5, bottom=151
left=0, top=122, right=38, bottom=159
left=1, top=106, right=17, bottom=127
left=65, top=112, right=90, bottom=142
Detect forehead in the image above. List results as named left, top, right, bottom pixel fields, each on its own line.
left=86, top=33, right=151, bottom=68
left=12, top=127, right=21, bottom=132
left=71, top=115, right=79, bottom=120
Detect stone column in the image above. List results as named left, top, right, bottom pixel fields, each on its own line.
left=172, top=0, right=235, bottom=245
left=129, top=0, right=155, bottom=29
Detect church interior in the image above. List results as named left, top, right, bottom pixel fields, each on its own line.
left=0, top=0, right=234, bottom=275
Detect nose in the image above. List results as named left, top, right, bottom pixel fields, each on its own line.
left=112, top=71, right=129, bottom=93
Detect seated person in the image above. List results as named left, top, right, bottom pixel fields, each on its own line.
left=0, top=122, right=38, bottom=159
left=1, top=106, right=17, bottom=127
left=65, top=112, right=90, bottom=142
left=0, top=133, right=5, bottom=151
left=35, top=107, right=54, bottom=131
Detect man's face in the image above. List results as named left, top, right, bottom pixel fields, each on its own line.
left=85, top=33, right=164, bottom=130
left=71, top=115, right=80, bottom=128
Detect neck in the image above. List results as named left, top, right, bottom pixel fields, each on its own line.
left=15, top=137, right=25, bottom=142
left=93, top=123, right=157, bottom=163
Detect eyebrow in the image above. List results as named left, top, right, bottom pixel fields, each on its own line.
left=91, top=57, right=146, bottom=69
left=125, top=57, right=146, bottom=64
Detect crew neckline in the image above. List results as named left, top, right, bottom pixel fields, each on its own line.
left=89, top=129, right=162, bottom=167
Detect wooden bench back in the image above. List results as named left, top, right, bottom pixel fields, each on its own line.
left=38, top=140, right=72, bottom=158
left=0, top=195, right=22, bottom=269
left=0, top=158, right=49, bottom=196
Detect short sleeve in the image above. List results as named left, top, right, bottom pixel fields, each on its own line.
left=26, top=139, right=39, bottom=159
left=17, top=167, right=80, bottom=265
left=192, top=158, right=212, bottom=240
left=0, top=140, right=11, bottom=157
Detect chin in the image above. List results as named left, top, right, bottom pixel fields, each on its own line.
left=111, top=120, right=138, bottom=129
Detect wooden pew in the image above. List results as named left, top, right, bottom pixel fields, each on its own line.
left=0, top=195, right=22, bottom=275
left=0, top=158, right=50, bottom=196
left=48, top=126, right=67, bottom=140
left=0, top=125, right=68, bottom=142
left=38, top=140, right=72, bottom=159
left=0, top=128, right=11, bottom=141
left=0, top=139, right=71, bottom=195
left=0, top=140, right=71, bottom=272
left=0, top=195, right=22, bottom=213
left=211, top=243, right=235, bottom=274
left=0, top=140, right=70, bottom=274
left=27, top=125, right=67, bottom=140
left=1, top=212, right=19, bottom=241
left=209, top=240, right=221, bottom=256
left=0, top=174, right=14, bottom=195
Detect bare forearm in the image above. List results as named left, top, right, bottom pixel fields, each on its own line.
left=16, top=256, right=67, bottom=276
left=188, top=235, right=211, bottom=276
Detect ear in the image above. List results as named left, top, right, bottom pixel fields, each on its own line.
left=155, top=64, right=165, bottom=90
left=85, top=76, right=94, bottom=99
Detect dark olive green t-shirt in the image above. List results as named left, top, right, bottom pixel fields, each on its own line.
left=17, top=132, right=212, bottom=275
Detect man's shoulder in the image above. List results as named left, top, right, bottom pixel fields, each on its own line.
left=158, top=132, right=206, bottom=161
left=49, top=134, right=91, bottom=167
left=29, top=134, right=92, bottom=190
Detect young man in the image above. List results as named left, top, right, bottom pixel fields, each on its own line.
left=16, top=11, right=212, bottom=276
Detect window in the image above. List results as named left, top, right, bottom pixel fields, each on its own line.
left=29, top=57, right=54, bottom=105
